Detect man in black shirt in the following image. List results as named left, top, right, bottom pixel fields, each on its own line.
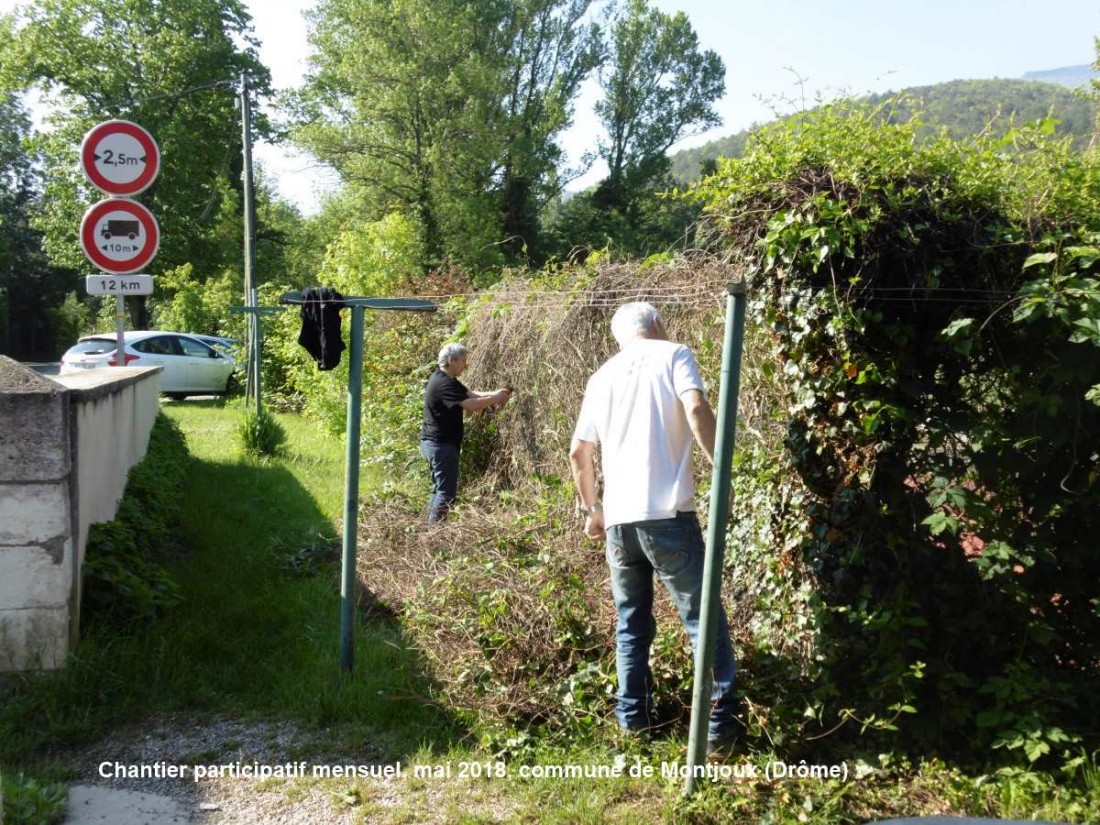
left=421, top=343, right=512, bottom=521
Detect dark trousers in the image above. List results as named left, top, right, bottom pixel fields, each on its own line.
left=605, top=511, right=739, bottom=741
left=420, top=439, right=459, bottom=522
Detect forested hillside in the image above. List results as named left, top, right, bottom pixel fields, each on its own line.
left=1023, top=63, right=1095, bottom=88
left=669, top=78, right=1097, bottom=184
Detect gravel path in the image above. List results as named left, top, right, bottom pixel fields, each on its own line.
left=59, top=714, right=442, bottom=824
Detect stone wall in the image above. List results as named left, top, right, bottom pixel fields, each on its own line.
left=0, top=357, right=160, bottom=671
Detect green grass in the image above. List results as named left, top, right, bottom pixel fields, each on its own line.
left=2, top=400, right=1098, bottom=823
left=0, top=401, right=461, bottom=770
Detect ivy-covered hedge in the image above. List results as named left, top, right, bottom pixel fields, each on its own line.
left=693, top=103, right=1100, bottom=765
left=82, top=413, right=189, bottom=626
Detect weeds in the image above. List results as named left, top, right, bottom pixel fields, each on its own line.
left=237, top=406, right=288, bottom=457
left=1, top=771, right=68, bottom=825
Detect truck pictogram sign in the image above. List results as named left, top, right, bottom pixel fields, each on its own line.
left=80, top=199, right=159, bottom=275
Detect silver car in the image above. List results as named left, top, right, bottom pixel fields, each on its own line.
left=60, top=331, right=237, bottom=400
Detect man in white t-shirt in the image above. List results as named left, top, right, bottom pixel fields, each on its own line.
left=569, top=302, right=740, bottom=752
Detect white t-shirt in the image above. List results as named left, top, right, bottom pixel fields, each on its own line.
left=573, top=338, right=705, bottom=527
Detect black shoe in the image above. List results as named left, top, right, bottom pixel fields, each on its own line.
left=706, top=716, right=745, bottom=762
left=706, top=735, right=739, bottom=762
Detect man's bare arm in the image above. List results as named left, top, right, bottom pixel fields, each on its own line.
left=569, top=437, right=605, bottom=540
left=682, top=389, right=716, bottom=465
left=458, top=389, right=511, bottom=411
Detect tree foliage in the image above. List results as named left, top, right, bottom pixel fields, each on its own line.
left=296, top=0, right=601, bottom=270
left=594, top=0, right=723, bottom=202
left=0, top=82, right=79, bottom=358
left=295, top=0, right=488, bottom=269
left=669, top=79, right=1098, bottom=185
left=540, top=0, right=722, bottom=261
left=0, top=0, right=275, bottom=331
left=491, top=0, right=603, bottom=263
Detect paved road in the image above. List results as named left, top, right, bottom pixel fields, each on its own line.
left=23, top=362, right=61, bottom=376
left=64, top=785, right=189, bottom=824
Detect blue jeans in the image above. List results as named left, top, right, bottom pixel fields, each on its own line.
left=420, top=439, right=459, bottom=522
left=605, top=511, right=739, bottom=743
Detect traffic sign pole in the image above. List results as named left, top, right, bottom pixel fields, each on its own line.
left=115, top=296, right=126, bottom=368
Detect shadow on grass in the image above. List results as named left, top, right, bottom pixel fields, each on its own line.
left=0, top=448, right=466, bottom=772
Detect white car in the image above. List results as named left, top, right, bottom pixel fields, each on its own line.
left=60, top=331, right=237, bottom=400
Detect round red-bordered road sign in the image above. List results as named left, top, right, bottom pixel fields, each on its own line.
left=80, top=199, right=160, bottom=275
left=80, top=120, right=160, bottom=196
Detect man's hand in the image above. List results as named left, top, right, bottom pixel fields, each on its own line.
left=460, top=389, right=512, bottom=412
left=583, top=511, right=606, bottom=542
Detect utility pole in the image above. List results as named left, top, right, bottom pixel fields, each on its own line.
left=240, top=72, right=261, bottom=416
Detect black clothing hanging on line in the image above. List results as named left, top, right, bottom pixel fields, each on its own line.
left=297, top=286, right=346, bottom=370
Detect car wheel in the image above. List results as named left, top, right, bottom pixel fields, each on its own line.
left=167, top=393, right=188, bottom=401
left=223, top=374, right=239, bottom=395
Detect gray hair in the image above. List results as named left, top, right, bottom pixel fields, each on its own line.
left=438, top=342, right=469, bottom=367
left=610, top=302, right=662, bottom=347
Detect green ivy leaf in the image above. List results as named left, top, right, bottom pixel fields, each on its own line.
left=1022, top=252, right=1058, bottom=269
left=1069, top=318, right=1100, bottom=345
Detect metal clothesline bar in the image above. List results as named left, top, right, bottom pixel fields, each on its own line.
left=278, top=291, right=436, bottom=312
left=229, top=305, right=285, bottom=314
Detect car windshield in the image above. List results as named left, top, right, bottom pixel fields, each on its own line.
left=69, top=338, right=117, bottom=355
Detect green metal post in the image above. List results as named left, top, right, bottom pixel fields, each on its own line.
left=340, top=304, right=365, bottom=673
left=273, top=291, right=433, bottom=675
left=684, top=282, right=748, bottom=796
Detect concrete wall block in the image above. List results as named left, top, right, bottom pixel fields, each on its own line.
left=0, top=539, right=73, bottom=609
left=0, top=607, right=70, bottom=671
left=0, top=482, right=71, bottom=545
left=71, top=371, right=161, bottom=559
left=0, top=358, right=70, bottom=482
left=0, top=366, right=162, bottom=672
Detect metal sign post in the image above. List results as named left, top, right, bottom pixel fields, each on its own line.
left=278, top=292, right=436, bottom=673
left=683, top=282, right=748, bottom=796
left=239, top=75, right=261, bottom=411
left=228, top=305, right=283, bottom=416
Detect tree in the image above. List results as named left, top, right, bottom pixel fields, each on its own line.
left=0, top=36, right=82, bottom=361
left=295, top=0, right=602, bottom=271
left=594, top=0, right=723, bottom=207
left=486, top=0, right=601, bottom=263
left=296, top=0, right=496, bottom=270
left=0, top=0, right=274, bottom=327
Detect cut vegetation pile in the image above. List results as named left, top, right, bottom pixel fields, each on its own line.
left=355, top=255, right=787, bottom=733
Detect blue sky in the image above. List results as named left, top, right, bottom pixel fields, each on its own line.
left=251, top=0, right=1100, bottom=209
left=671, top=0, right=1098, bottom=134
left=3, top=0, right=1098, bottom=211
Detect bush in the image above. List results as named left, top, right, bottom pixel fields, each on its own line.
left=689, top=103, right=1100, bottom=764
left=237, top=407, right=287, bottom=458
left=355, top=257, right=746, bottom=735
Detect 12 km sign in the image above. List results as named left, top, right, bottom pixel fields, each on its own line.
left=80, top=120, right=160, bottom=196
